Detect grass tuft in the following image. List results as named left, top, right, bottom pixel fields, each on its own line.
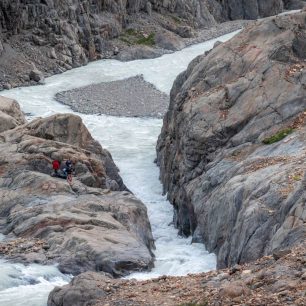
left=136, top=33, right=155, bottom=46
left=119, top=29, right=155, bottom=46
left=262, top=128, right=294, bottom=145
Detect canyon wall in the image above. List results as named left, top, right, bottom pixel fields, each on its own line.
left=0, top=0, right=300, bottom=88
left=157, top=11, right=306, bottom=268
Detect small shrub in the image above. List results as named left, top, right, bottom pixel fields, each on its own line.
left=293, top=175, right=302, bottom=181
left=119, top=30, right=155, bottom=46
left=136, top=33, right=155, bottom=46
left=262, top=128, right=294, bottom=145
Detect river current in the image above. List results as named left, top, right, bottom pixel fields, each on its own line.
left=0, top=30, right=240, bottom=306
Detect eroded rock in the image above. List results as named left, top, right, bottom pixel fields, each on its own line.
left=157, top=12, right=306, bottom=268
left=0, top=102, right=154, bottom=276
left=0, top=96, right=26, bottom=132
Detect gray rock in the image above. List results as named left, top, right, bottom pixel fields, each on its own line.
left=29, top=69, right=45, bottom=84
left=155, top=31, right=184, bottom=51
left=157, top=12, right=306, bottom=268
left=0, top=103, right=154, bottom=277
left=0, top=96, right=26, bottom=133
left=48, top=272, right=111, bottom=306
left=0, top=0, right=289, bottom=89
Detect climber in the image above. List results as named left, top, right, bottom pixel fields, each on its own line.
left=52, top=159, right=60, bottom=175
left=63, top=159, right=74, bottom=183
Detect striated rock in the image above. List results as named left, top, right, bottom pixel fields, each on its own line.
left=157, top=12, right=306, bottom=268
left=0, top=1, right=290, bottom=88
left=284, top=0, right=306, bottom=9
left=0, top=96, right=26, bottom=132
left=0, top=101, right=154, bottom=276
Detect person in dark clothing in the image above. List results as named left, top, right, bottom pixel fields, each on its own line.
left=63, top=159, right=74, bottom=183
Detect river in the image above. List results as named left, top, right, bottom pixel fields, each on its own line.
left=0, top=30, right=240, bottom=306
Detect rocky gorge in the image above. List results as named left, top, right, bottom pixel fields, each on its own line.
left=157, top=11, right=306, bottom=269
left=0, top=1, right=306, bottom=306
left=0, top=0, right=305, bottom=89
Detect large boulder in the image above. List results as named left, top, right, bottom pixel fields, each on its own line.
left=157, top=12, right=306, bottom=268
left=0, top=106, right=154, bottom=276
left=0, top=96, right=26, bottom=132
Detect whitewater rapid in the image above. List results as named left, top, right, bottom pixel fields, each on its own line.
left=0, top=30, right=240, bottom=305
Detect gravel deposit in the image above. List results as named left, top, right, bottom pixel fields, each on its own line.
left=55, top=75, right=169, bottom=118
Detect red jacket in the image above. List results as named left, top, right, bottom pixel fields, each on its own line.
left=52, top=160, right=60, bottom=170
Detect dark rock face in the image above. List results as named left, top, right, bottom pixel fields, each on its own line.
left=157, top=12, right=306, bottom=268
left=0, top=0, right=289, bottom=89
left=284, top=0, right=306, bottom=9
left=0, top=103, right=154, bottom=276
left=220, top=0, right=284, bottom=20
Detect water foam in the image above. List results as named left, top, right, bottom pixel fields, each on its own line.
left=0, top=30, right=241, bottom=303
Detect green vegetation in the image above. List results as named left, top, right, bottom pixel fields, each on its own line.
left=262, top=128, right=294, bottom=145
left=119, top=29, right=155, bottom=46
left=136, top=33, right=155, bottom=46
left=293, top=175, right=302, bottom=181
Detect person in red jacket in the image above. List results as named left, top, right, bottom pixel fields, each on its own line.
left=52, top=160, right=60, bottom=175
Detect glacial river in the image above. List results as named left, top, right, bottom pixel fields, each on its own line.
left=0, top=30, right=240, bottom=306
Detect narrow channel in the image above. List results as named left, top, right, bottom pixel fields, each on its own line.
left=0, top=30, right=239, bottom=305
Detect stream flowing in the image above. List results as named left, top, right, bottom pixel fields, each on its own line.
left=0, top=30, right=240, bottom=305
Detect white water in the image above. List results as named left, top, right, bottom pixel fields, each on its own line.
left=0, top=30, right=240, bottom=305
left=0, top=260, right=70, bottom=306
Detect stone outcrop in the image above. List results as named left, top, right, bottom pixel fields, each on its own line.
left=0, top=0, right=293, bottom=89
left=0, top=101, right=154, bottom=276
left=157, top=12, right=306, bottom=268
left=48, top=243, right=306, bottom=306
left=0, top=96, right=26, bottom=132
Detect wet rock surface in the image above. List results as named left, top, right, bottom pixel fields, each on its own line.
left=0, top=0, right=292, bottom=89
left=0, top=101, right=154, bottom=276
left=55, top=75, right=169, bottom=118
left=157, top=11, right=306, bottom=268
left=48, top=244, right=306, bottom=306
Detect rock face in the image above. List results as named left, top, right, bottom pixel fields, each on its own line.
left=0, top=96, right=26, bottom=132
left=0, top=0, right=290, bottom=89
left=157, top=12, right=306, bottom=268
left=0, top=103, right=154, bottom=276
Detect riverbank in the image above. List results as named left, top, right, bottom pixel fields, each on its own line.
left=55, top=75, right=169, bottom=118
left=49, top=244, right=306, bottom=306
left=0, top=18, right=248, bottom=91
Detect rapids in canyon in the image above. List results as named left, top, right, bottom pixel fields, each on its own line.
left=0, top=30, right=240, bottom=306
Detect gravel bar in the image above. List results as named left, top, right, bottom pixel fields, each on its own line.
left=55, top=75, right=169, bottom=118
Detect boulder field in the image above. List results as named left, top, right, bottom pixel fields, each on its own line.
left=157, top=11, right=306, bottom=268
left=0, top=96, right=154, bottom=276
left=0, top=0, right=305, bottom=89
